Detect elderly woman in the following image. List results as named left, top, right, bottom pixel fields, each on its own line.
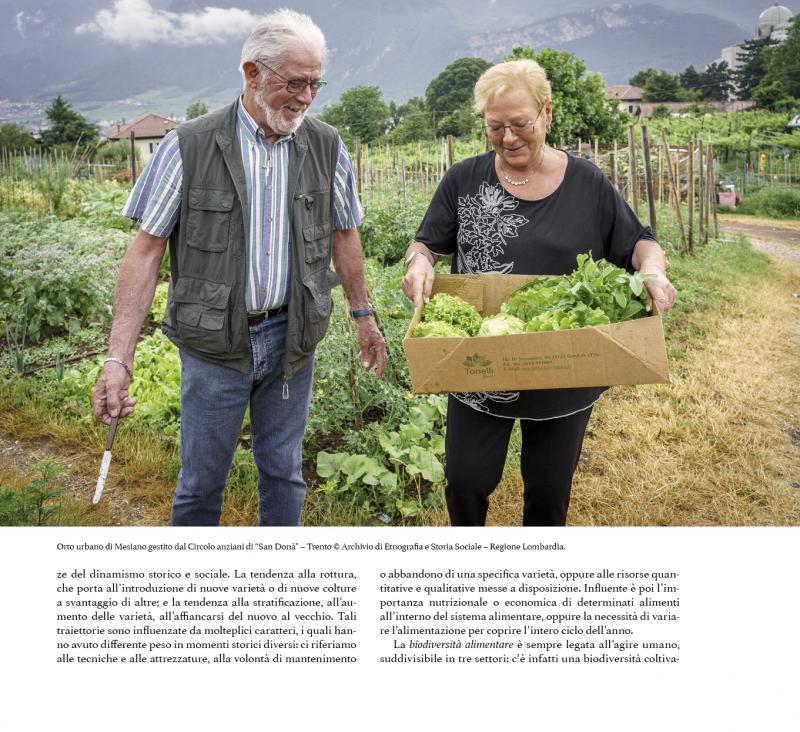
left=401, top=59, right=676, bottom=527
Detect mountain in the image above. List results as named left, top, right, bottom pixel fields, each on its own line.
left=0, top=0, right=782, bottom=126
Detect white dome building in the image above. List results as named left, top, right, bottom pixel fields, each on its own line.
left=720, top=3, right=795, bottom=85
left=756, top=3, right=794, bottom=42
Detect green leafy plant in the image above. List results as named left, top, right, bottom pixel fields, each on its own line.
left=0, top=459, right=67, bottom=526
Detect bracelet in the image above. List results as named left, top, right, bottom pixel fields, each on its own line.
left=104, top=357, right=133, bottom=380
left=349, top=304, right=375, bottom=318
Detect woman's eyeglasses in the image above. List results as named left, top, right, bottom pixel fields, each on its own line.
left=484, top=105, right=545, bottom=138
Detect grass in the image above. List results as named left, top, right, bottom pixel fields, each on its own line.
left=486, top=236, right=800, bottom=526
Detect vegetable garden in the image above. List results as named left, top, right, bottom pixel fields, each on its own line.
left=1, top=111, right=799, bottom=526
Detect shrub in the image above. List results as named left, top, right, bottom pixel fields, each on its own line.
left=736, top=187, right=800, bottom=219
left=0, top=212, right=129, bottom=342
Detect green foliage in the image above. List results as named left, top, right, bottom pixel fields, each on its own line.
left=92, top=139, right=141, bottom=168
left=643, top=71, right=682, bottom=102
left=321, top=85, right=390, bottom=145
left=32, top=160, right=72, bottom=215
left=386, top=97, right=434, bottom=143
left=412, top=320, right=468, bottom=338
left=733, top=37, right=777, bottom=99
left=504, top=46, right=626, bottom=144
left=77, top=180, right=135, bottom=231
left=315, top=396, right=446, bottom=520
left=0, top=123, right=36, bottom=152
left=476, top=313, right=525, bottom=337
left=699, top=62, right=734, bottom=102
left=186, top=101, right=209, bottom=120
left=0, top=459, right=67, bottom=526
left=630, top=69, right=659, bottom=88
left=736, top=187, right=800, bottom=219
left=504, top=255, right=648, bottom=331
left=358, top=191, right=429, bottom=263
left=0, top=212, right=129, bottom=342
left=426, top=57, right=491, bottom=137
left=421, top=293, right=483, bottom=336
left=40, top=96, right=98, bottom=149
left=754, top=17, right=800, bottom=105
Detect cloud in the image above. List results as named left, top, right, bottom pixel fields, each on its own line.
left=76, top=0, right=262, bottom=46
left=16, top=10, right=46, bottom=38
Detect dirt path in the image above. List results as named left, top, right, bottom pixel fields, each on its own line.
left=719, top=215, right=800, bottom=265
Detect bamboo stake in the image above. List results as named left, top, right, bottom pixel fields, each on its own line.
left=627, top=125, right=639, bottom=216
left=687, top=139, right=694, bottom=251
left=641, top=125, right=657, bottom=237
left=661, top=131, right=687, bottom=254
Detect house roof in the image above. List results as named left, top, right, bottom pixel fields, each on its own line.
left=606, top=85, right=644, bottom=101
left=102, top=113, right=179, bottom=140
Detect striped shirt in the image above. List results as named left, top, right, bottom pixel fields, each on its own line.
left=122, top=99, right=362, bottom=312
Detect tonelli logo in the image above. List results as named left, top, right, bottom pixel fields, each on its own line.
left=463, top=353, right=493, bottom=376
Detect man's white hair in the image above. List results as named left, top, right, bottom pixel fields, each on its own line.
left=240, top=8, right=327, bottom=86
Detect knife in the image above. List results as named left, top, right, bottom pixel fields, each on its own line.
left=92, top=416, right=119, bottom=504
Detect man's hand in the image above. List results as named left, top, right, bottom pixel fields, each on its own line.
left=400, top=248, right=436, bottom=308
left=92, top=362, right=137, bottom=425
left=355, top=317, right=387, bottom=379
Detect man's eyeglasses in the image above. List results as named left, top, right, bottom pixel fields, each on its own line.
left=256, top=60, right=327, bottom=95
left=485, top=105, right=545, bottom=138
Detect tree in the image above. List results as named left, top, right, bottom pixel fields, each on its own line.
left=185, top=101, right=208, bottom=120
left=39, top=96, right=98, bottom=149
left=698, top=61, right=733, bottom=101
left=753, top=17, right=800, bottom=107
left=387, top=97, right=434, bottom=143
left=425, top=57, right=491, bottom=136
left=503, top=46, right=626, bottom=144
left=0, top=123, right=36, bottom=152
left=629, top=68, right=659, bottom=88
left=320, top=85, right=389, bottom=145
left=734, top=37, right=777, bottom=99
left=679, top=66, right=702, bottom=93
left=642, top=71, right=682, bottom=102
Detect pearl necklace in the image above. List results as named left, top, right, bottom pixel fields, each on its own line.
left=500, top=145, right=546, bottom=186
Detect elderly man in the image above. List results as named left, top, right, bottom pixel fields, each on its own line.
left=91, top=9, right=387, bottom=526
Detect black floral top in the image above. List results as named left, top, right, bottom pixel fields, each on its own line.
left=415, top=151, right=655, bottom=420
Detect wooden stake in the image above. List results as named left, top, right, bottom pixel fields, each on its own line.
left=641, top=125, right=657, bottom=237
left=687, top=140, right=694, bottom=251
left=661, top=131, right=687, bottom=254
left=627, top=125, right=640, bottom=216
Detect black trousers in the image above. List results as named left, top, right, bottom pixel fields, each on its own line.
left=444, top=395, right=593, bottom=527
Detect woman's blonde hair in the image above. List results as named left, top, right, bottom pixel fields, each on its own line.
left=474, top=59, right=551, bottom=115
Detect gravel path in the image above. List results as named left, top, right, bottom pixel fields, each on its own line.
left=720, top=217, right=800, bottom=265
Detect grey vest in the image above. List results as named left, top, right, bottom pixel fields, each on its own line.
left=162, top=100, right=341, bottom=380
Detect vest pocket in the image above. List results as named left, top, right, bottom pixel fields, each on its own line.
left=173, top=276, right=231, bottom=354
left=186, top=187, right=234, bottom=252
left=300, top=268, right=341, bottom=351
left=303, top=220, right=333, bottom=265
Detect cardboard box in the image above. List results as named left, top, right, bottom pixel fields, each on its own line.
left=403, top=273, right=669, bottom=394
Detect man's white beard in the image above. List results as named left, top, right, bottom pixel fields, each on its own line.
left=256, top=86, right=307, bottom=136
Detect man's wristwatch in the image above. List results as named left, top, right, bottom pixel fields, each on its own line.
left=349, top=303, right=375, bottom=318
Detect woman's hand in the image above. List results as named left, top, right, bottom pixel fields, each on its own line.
left=641, top=269, right=677, bottom=314
left=401, top=248, right=436, bottom=308
left=632, top=239, right=676, bottom=314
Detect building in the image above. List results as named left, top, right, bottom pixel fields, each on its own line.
left=720, top=4, right=794, bottom=74
left=605, top=85, right=644, bottom=116
left=101, top=113, right=179, bottom=164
